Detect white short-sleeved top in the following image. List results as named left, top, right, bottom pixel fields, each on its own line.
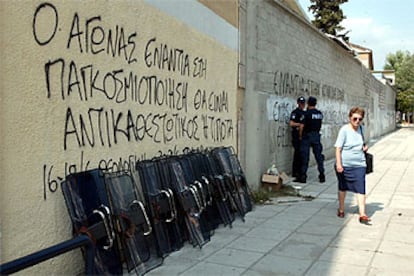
left=334, top=124, right=366, bottom=167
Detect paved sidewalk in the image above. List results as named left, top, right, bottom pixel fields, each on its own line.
left=146, top=127, right=414, bottom=276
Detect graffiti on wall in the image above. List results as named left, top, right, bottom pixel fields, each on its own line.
left=273, top=70, right=345, bottom=102
left=33, top=3, right=235, bottom=199
left=268, top=70, right=349, bottom=156
left=266, top=96, right=292, bottom=148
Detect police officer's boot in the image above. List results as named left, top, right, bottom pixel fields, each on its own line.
left=319, top=174, right=325, bottom=183
left=298, top=175, right=306, bottom=183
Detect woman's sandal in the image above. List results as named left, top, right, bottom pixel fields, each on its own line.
left=337, top=209, right=345, bottom=218
left=359, top=215, right=371, bottom=225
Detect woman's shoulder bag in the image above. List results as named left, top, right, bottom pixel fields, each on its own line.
left=360, top=126, right=373, bottom=174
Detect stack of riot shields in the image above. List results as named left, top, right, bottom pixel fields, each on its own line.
left=197, top=151, right=236, bottom=228
left=135, top=159, right=184, bottom=256
left=61, top=169, right=123, bottom=275
left=104, top=171, right=163, bottom=274
left=61, top=147, right=253, bottom=275
left=62, top=169, right=162, bottom=275
left=212, top=147, right=253, bottom=216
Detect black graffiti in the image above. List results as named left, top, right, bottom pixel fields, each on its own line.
left=63, top=107, right=205, bottom=150
left=144, top=37, right=208, bottom=79
left=321, top=84, right=345, bottom=101
left=324, top=110, right=348, bottom=125
left=43, top=152, right=144, bottom=200
left=43, top=150, right=90, bottom=200
left=378, top=88, right=386, bottom=109
left=273, top=71, right=321, bottom=97
left=98, top=154, right=142, bottom=173
left=193, top=89, right=228, bottom=112
left=144, top=37, right=190, bottom=76
left=64, top=106, right=234, bottom=150
left=44, top=59, right=188, bottom=111
left=182, top=145, right=208, bottom=155
left=155, top=145, right=209, bottom=157
left=272, top=101, right=292, bottom=124
left=201, top=115, right=234, bottom=142
left=33, top=3, right=58, bottom=46
left=43, top=164, right=59, bottom=200
left=273, top=70, right=347, bottom=102
left=43, top=143, right=230, bottom=200
left=66, top=13, right=137, bottom=64
left=156, top=145, right=180, bottom=158
left=35, top=4, right=235, bottom=201
left=193, top=57, right=207, bottom=79
left=276, top=125, right=290, bottom=147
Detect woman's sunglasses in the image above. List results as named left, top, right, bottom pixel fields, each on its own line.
left=352, top=117, right=363, bottom=122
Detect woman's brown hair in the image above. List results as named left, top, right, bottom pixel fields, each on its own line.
left=349, top=107, right=365, bottom=118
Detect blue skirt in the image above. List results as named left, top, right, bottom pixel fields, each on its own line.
left=335, top=166, right=366, bottom=194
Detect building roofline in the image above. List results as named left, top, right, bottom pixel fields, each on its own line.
left=348, top=42, right=372, bottom=52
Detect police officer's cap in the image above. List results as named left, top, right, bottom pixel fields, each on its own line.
left=307, top=96, right=317, bottom=106
left=297, top=96, right=306, bottom=103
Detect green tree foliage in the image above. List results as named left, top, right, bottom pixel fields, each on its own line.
left=385, top=51, right=414, bottom=114
left=308, top=0, right=348, bottom=36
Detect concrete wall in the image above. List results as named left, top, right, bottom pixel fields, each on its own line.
left=0, top=0, right=238, bottom=274
left=241, top=0, right=396, bottom=187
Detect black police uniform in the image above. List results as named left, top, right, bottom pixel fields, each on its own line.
left=299, top=103, right=325, bottom=182
left=289, top=107, right=305, bottom=177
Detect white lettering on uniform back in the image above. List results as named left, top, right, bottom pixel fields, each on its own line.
left=312, top=114, right=323, bottom=119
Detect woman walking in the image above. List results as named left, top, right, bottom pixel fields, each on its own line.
left=334, top=107, right=370, bottom=224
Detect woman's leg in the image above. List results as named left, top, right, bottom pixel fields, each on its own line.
left=338, top=190, right=346, bottom=212
left=357, top=193, right=367, bottom=217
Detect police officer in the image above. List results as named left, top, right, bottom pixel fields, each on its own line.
left=289, top=96, right=306, bottom=180
left=298, top=96, right=325, bottom=183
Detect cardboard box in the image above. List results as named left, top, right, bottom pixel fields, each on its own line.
left=261, top=174, right=283, bottom=192
left=261, top=172, right=289, bottom=192
left=279, top=172, right=289, bottom=183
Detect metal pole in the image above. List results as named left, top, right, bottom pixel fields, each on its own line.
left=0, top=235, right=94, bottom=275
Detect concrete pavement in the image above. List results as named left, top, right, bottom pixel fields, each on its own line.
left=146, top=127, right=414, bottom=276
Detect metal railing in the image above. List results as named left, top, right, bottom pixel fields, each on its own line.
left=0, top=235, right=95, bottom=275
